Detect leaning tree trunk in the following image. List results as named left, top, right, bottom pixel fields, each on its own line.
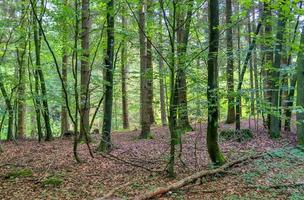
left=97, top=0, right=115, bottom=152
left=269, top=1, right=286, bottom=138
left=33, top=0, right=53, bottom=141
left=296, top=26, right=304, bottom=145
left=207, top=0, right=225, bottom=165
left=225, top=0, right=235, bottom=124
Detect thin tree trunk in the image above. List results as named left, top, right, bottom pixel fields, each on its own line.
left=80, top=0, right=90, bottom=141
left=284, top=4, right=302, bottom=131
left=98, top=0, right=115, bottom=152
left=225, top=0, right=235, bottom=124
left=139, top=0, right=151, bottom=139
left=61, top=0, right=69, bottom=135
left=16, top=2, right=27, bottom=139
left=158, top=13, right=167, bottom=126
left=269, top=0, right=286, bottom=138
left=176, top=0, right=193, bottom=131
left=207, top=0, right=225, bottom=165
left=121, top=7, right=129, bottom=129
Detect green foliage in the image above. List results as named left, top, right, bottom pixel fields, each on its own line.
left=5, top=168, right=33, bottom=179
left=220, top=129, right=253, bottom=142
left=42, top=176, right=63, bottom=187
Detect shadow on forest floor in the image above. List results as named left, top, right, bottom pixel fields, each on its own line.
left=0, top=120, right=303, bottom=199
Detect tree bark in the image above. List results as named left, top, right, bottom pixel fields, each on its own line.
left=207, top=0, right=225, bottom=165
left=61, top=0, right=69, bottom=136
left=269, top=0, right=286, bottom=138
left=158, top=13, right=167, bottom=126
left=225, top=0, right=235, bottom=124
left=121, top=7, right=129, bottom=130
left=146, top=1, right=155, bottom=125
left=80, top=0, right=90, bottom=141
left=176, top=0, right=194, bottom=131
left=139, top=0, right=151, bottom=139
left=98, top=0, right=115, bottom=152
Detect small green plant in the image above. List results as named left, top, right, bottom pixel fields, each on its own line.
left=5, top=168, right=33, bottom=179
left=42, top=176, right=63, bottom=187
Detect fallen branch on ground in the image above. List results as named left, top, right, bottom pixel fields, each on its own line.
left=136, top=153, right=263, bottom=200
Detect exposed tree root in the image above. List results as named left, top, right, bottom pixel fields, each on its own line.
left=136, top=153, right=263, bottom=200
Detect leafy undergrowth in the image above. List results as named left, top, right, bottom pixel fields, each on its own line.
left=0, top=120, right=303, bottom=199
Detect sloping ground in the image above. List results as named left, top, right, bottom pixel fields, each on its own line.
left=0, top=121, right=303, bottom=200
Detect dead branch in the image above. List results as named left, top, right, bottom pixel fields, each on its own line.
left=136, top=153, right=263, bottom=200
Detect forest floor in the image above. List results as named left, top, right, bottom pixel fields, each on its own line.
left=0, top=120, right=304, bottom=200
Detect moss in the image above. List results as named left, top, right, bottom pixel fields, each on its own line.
left=5, top=168, right=33, bottom=179
left=42, top=176, right=63, bottom=187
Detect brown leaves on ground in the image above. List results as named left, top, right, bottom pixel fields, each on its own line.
left=0, top=120, right=302, bottom=199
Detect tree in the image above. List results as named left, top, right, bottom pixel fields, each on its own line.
left=121, top=5, right=129, bottom=130
left=146, top=0, right=155, bottom=125
left=206, top=0, right=225, bottom=165
left=80, top=0, right=90, bottom=141
left=97, top=0, right=115, bottom=152
left=296, top=25, right=304, bottom=145
left=61, top=0, right=69, bottom=136
left=225, top=0, right=235, bottom=124
left=269, top=0, right=287, bottom=138
left=33, top=0, right=53, bottom=141
left=158, top=12, right=167, bottom=126
left=139, top=0, right=151, bottom=139
left=16, top=0, right=27, bottom=139
left=176, top=0, right=194, bottom=131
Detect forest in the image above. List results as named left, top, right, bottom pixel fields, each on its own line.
left=0, top=0, right=304, bottom=199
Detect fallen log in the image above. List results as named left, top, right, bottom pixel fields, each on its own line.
left=136, top=153, right=263, bottom=200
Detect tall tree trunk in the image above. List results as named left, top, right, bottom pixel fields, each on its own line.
left=98, top=0, right=115, bottom=152
left=121, top=7, right=129, bottom=129
left=33, top=0, right=53, bottom=141
left=269, top=0, right=286, bottom=138
left=297, top=26, right=304, bottom=144
left=252, top=8, right=259, bottom=129
left=235, top=7, right=262, bottom=132
left=176, top=0, right=194, bottom=131
left=16, top=1, right=27, bottom=139
left=61, top=0, right=69, bottom=136
left=225, top=0, right=235, bottom=124
left=207, top=0, right=225, bottom=165
left=139, top=0, right=151, bottom=139
left=146, top=0, right=155, bottom=125
left=80, top=0, right=90, bottom=141
left=262, top=2, right=273, bottom=129
left=247, top=14, right=255, bottom=126
left=284, top=3, right=302, bottom=131
left=158, top=13, right=167, bottom=126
